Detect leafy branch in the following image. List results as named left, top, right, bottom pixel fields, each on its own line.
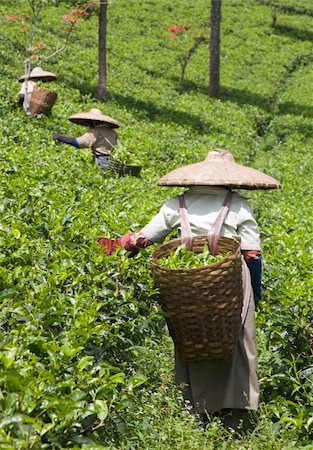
left=179, top=35, right=207, bottom=82
left=167, top=24, right=207, bottom=82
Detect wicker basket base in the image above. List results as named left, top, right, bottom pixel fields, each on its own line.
left=150, top=236, right=243, bottom=361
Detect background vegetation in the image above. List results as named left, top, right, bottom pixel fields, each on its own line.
left=0, top=0, right=312, bottom=448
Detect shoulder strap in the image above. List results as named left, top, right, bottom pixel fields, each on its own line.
left=179, top=195, right=193, bottom=250
left=208, top=191, right=233, bottom=255
left=179, top=191, right=233, bottom=253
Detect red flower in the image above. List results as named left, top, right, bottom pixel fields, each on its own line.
left=5, top=14, right=30, bottom=22
left=168, top=25, right=181, bottom=33
left=71, top=8, right=88, bottom=16
left=5, top=15, right=18, bottom=21
left=62, top=14, right=81, bottom=23
left=34, top=41, right=46, bottom=49
left=168, top=24, right=191, bottom=34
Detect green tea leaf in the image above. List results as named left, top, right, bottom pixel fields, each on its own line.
left=158, top=244, right=231, bottom=269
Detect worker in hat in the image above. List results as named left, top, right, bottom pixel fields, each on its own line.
left=52, top=108, right=121, bottom=170
left=18, top=67, right=57, bottom=111
left=97, top=149, right=281, bottom=430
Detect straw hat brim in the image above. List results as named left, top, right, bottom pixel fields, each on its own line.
left=157, top=160, right=282, bottom=190
left=69, top=111, right=120, bottom=128
left=19, top=71, right=57, bottom=82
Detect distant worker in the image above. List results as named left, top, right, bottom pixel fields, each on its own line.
left=53, top=108, right=121, bottom=171
left=18, top=67, right=57, bottom=111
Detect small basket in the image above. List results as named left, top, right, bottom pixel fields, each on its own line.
left=150, top=236, right=243, bottom=361
left=109, top=157, right=141, bottom=177
left=123, top=164, right=141, bottom=177
left=29, top=85, right=57, bottom=116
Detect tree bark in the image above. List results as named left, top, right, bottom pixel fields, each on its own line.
left=97, top=0, right=107, bottom=101
left=209, top=0, right=222, bottom=98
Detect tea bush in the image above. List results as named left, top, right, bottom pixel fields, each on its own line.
left=0, top=0, right=313, bottom=448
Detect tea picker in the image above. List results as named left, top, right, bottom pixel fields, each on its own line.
left=18, top=66, right=57, bottom=115
left=52, top=108, right=121, bottom=171
left=97, top=149, right=281, bottom=430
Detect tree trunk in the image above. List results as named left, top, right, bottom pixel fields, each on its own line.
left=97, top=0, right=107, bottom=101
left=209, top=0, right=222, bottom=98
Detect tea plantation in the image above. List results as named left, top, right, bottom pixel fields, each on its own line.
left=0, top=0, right=312, bottom=448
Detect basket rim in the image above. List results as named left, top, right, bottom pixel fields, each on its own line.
left=31, top=84, right=57, bottom=95
left=150, top=235, right=241, bottom=273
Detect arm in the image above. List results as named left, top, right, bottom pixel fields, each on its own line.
left=236, top=196, right=262, bottom=300
left=97, top=202, right=174, bottom=256
left=241, top=250, right=262, bottom=301
left=97, top=232, right=153, bottom=256
left=53, top=132, right=80, bottom=148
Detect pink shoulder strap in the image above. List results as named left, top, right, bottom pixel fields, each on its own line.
left=207, top=191, right=233, bottom=255
left=179, top=191, right=233, bottom=254
left=179, top=195, right=193, bottom=250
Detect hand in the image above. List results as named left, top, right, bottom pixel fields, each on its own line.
left=53, top=132, right=60, bottom=141
left=242, top=250, right=261, bottom=261
left=116, top=233, right=140, bottom=257
left=116, top=233, right=137, bottom=251
left=97, top=233, right=139, bottom=257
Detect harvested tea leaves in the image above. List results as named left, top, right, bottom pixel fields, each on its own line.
left=157, top=244, right=231, bottom=269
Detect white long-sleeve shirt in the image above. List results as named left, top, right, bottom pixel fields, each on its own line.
left=140, top=186, right=261, bottom=250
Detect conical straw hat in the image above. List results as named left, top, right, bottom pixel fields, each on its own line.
left=157, top=149, right=282, bottom=190
left=19, top=67, right=57, bottom=82
left=68, top=108, right=120, bottom=128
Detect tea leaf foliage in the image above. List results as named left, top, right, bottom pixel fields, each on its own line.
left=0, top=0, right=313, bottom=447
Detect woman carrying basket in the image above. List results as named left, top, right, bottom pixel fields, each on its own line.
left=53, top=108, right=121, bottom=171
left=97, top=149, right=281, bottom=430
left=18, top=67, right=57, bottom=112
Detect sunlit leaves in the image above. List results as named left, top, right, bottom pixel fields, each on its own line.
left=0, top=0, right=313, bottom=447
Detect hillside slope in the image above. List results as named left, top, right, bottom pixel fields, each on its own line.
left=0, top=0, right=312, bottom=448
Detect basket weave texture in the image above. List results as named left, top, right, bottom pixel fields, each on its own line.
left=109, top=157, right=141, bottom=177
left=150, top=236, right=243, bottom=361
left=29, top=85, right=57, bottom=116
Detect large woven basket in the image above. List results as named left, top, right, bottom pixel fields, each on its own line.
left=150, top=236, right=243, bottom=361
left=29, top=85, right=57, bottom=116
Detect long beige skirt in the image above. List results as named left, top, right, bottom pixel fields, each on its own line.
left=175, top=294, right=259, bottom=414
